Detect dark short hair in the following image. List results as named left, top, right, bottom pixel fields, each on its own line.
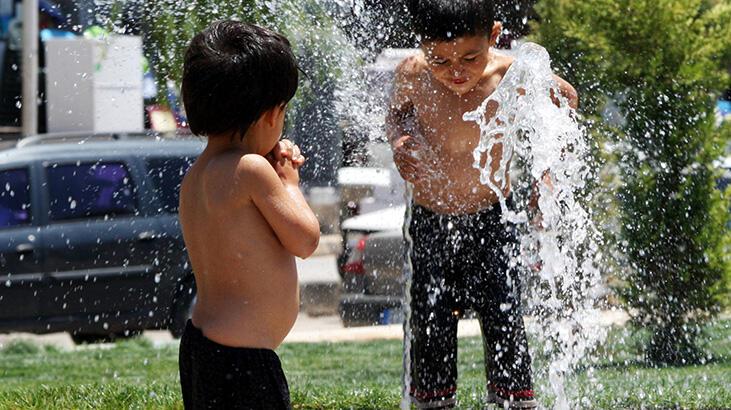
left=407, top=0, right=496, bottom=42
left=182, top=20, right=298, bottom=139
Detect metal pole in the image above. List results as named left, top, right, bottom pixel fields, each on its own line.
left=21, top=0, right=38, bottom=137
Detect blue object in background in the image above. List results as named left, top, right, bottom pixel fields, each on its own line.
left=40, top=28, right=76, bottom=41
left=718, top=99, right=731, bottom=117
left=0, top=0, right=12, bottom=34
left=166, top=81, right=187, bottom=124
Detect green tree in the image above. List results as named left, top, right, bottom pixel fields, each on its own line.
left=533, top=0, right=731, bottom=364
left=141, top=0, right=265, bottom=96
left=140, top=1, right=350, bottom=186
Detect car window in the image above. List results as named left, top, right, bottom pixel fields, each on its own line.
left=47, top=162, right=138, bottom=221
left=146, top=156, right=196, bottom=214
left=0, top=168, right=31, bottom=229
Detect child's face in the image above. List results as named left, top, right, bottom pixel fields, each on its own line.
left=422, top=36, right=491, bottom=95
left=421, top=24, right=501, bottom=96
left=253, top=104, right=287, bottom=156
left=268, top=105, right=287, bottom=152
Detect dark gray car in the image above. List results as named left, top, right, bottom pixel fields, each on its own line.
left=338, top=205, right=405, bottom=327
left=0, top=133, right=202, bottom=343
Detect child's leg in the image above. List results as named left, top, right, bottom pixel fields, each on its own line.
left=408, top=206, right=460, bottom=409
left=461, top=207, right=535, bottom=404
left=479, top=252, right=534, bottom=402
left=478, top=290, right=534, bottom=400
left=409, top=273, right=459, bottom=408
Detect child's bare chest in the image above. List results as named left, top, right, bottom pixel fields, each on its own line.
left=412, top=89, right=490, bottom=156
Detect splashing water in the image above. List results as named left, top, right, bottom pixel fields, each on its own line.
left=400, top=183, right=415, bottom=410
left=463, top=42, right=606, bottom=409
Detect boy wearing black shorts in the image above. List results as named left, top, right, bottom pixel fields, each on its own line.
left=388, top=1, right=578, bottom=408
left=178, top=21, right=320, bottom=409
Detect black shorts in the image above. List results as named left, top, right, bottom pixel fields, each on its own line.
left=407, top=203, right=534, bottom=407
left=179, top=320, right=291, bottom=410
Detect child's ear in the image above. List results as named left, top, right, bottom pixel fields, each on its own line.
left=489, top=22, right=503, bottom=46
left=261, top=106, right=280, bottom=128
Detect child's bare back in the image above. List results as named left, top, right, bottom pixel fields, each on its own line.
left=177, top=21, right=318, bottom=409
left=179, top=145, right=309, bottom=349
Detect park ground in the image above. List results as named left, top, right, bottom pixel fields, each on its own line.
left=0, top=317, right=729, bottom=409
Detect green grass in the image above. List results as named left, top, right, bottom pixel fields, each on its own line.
left=0, top=321, right=729, bottom=409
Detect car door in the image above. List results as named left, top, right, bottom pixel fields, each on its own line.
left=140, top=155, right=197, bottom=324
left=39, top=159, right=161, bottom=327
left=144, top=155, right=196, bottom=275
left=0, top=166, right=42, bottom=326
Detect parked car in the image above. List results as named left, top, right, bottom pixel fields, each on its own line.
left=0, top=132, right=203, bottom=343
left=338, top=205, right=405, bottom=327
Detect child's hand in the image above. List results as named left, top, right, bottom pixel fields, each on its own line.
left=266, top=139, right=305, bottom=186
left=277, top=139, right=306, bottom=168
left=392, top=134, right=435, bottom=183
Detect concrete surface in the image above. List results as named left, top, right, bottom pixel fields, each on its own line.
left=297, top=253, right=342, bottom=316
left=0, top=310, right=632, bottom=350
left=311, top=234, right=342, bottom=257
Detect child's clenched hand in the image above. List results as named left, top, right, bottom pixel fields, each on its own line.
left=392, top=134, right=436, bottom=183
left=266, top=139, right=305, bottom=185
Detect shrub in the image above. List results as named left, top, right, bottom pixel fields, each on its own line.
left=532, top=0, right=731, bottom=364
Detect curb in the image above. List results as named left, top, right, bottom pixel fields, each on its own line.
left=312, top=234, right=342, bottom=257
left=284, top=309, right=632, bottom=344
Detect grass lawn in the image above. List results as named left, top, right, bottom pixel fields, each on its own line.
left=0, top=320, right=729, bottom=409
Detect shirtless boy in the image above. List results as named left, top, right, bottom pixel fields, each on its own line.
left=177, top=21, right=320, bottom=409
left=388, top=1, right=578, bottom=408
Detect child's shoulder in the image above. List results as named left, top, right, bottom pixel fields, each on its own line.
left=220, top=152, right=273, bottom=181
left=490, top=51, right=516, bottom=79
left=201, top=151, right=274, bottom=196
left=394, top=52, right=429, bottom=83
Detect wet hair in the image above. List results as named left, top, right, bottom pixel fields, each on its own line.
left=182, top=20, right=298, bottom=139
left=407, top=0, right=496, bottom=42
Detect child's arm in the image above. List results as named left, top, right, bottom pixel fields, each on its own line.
left=551, top=75, right=579, bottom=109
left=245, top=143, right=320, bottom=259
left=386, top=57, right=435, bottom=183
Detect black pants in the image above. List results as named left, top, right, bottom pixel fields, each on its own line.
left=179, top=320, right=291, bottom=410
left=408, top=203, right=534, bottom=406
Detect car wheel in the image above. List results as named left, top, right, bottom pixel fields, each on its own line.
left=69, top=330, right=142, bottom=345
left=338, top=300, right=380, bottom=327
left=70, top=333, right=114, bottom=345
left=169, top=281, right=197, bottom=338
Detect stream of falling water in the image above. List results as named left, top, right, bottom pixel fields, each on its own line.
left=461, top=42, right=607, bottom=409
left=400, top=183, right=415, bottom=410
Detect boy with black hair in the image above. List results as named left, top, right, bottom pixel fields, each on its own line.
left=388, top=1, right=578, bottom=408
left=178, top=20, right=320, bottom=409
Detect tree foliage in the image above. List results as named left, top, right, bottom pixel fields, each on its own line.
left=533, top=0, right=731, bottom=364
left=141, top=0, right=265, bottom=91
left=140, top=1, right=348, bottom=186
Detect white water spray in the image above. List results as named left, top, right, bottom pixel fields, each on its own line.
left=463, top=42, right=607, bottom=409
